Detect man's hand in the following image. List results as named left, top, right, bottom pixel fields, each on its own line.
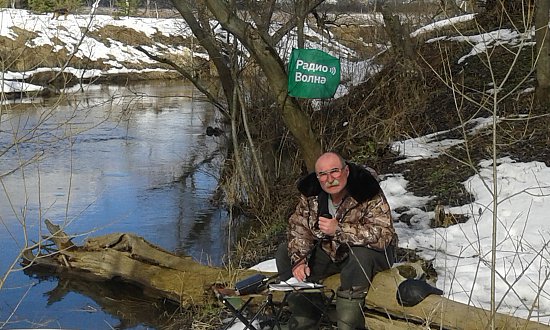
left=292, top=261, right=310, bottom=282
left=318, top=215, right=338, bottom=236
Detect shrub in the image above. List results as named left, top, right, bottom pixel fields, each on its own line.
left=28, top=0, right=81, bottom=13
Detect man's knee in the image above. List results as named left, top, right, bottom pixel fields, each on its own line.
left=349, top=246, right=393, bottom=269
left=340, top=246, right=391, bottom=289
left=275, top=242, right=287, bottom=257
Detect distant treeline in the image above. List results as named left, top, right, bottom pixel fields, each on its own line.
left=6, top=0, right=437, bottom=16
left=5, top=0, right=176, bottom=12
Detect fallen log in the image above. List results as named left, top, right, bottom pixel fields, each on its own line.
left=22, top=220, right=257, bottom=306
left=22, top=220, right=549, bottom=329
left=324, top=267, right=548, bottom=329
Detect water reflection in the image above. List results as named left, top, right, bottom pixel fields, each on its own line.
left=0, top=80, right=229, bottom=329
left=24, top=268, right=187, bottom=330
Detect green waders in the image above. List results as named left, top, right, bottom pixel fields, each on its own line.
left=283, top=291, right=324, bottom=329
left=335, top=287, right=367, bottom=330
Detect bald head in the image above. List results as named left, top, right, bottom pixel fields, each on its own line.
left=315, top=152, right=345, bottom=172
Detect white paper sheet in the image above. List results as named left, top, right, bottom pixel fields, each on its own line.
left=269, top=278, right=324, bottom=291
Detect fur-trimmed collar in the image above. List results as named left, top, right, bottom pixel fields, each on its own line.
left=296, top=162, right=381, bottom=203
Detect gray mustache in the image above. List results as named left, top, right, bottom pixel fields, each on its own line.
left=324, top=179, right=340, bottom=188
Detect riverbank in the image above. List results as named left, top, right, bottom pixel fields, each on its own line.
left=226, top=10, right=550, bottom=328
left=0, top=8, right=203, bottom=98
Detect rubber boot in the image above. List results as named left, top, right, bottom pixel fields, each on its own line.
left=282, top=291, right=323, bottom=329
left=335, top=287, right=367, bottom=330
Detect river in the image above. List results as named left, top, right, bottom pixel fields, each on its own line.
left=0, top=80, right=230, bottom=329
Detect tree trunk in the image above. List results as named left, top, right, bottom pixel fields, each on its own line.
left=296, top=0, right=307, bottom=48
left=203, top=0, right=323, bottom=170
left=380, top=6, right=415, bottom=60
left=535, top=0, right=550, bottom=106
left=170, top=1, right=236, bottom=111
left=440, top=0, right=462, bottom=16
left=21, top=220, right=245, bottom=305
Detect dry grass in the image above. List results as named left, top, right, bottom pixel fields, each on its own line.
left=88, top=25, right=153, bottom=47
left=229, top=7, right=548, bottom=272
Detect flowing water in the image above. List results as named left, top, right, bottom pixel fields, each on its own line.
left=0, top=80, right=230, bottom=329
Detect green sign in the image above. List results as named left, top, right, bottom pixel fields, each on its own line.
left=287, top=48, right=341, bottom=99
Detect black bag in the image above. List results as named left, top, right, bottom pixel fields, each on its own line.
left=396, top=278, right=444, bottom=307
left=235, top=274, right=268, bottom=295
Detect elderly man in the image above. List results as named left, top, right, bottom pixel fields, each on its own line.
left=275, top=152, right=397, bottom=329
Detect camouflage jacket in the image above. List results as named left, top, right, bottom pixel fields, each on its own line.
left=287, top=162, right=397, bottom=264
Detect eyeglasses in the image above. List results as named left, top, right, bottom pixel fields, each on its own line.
left=316, top=166, right=346, bottom=182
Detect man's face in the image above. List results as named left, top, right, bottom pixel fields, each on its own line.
left=315, top=154, right=349, bottom=195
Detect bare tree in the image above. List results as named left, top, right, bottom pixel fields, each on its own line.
left=535, top=0, right=550, bottom=105
left=440, top=0, right=462, bottom=16
left=169, top=2, right=236, bottom=111
left=170, top=0, right=324, bottom=171
left=485, top=0, right=533, bottom=15
left=380, top=4, right=415, bottom=60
